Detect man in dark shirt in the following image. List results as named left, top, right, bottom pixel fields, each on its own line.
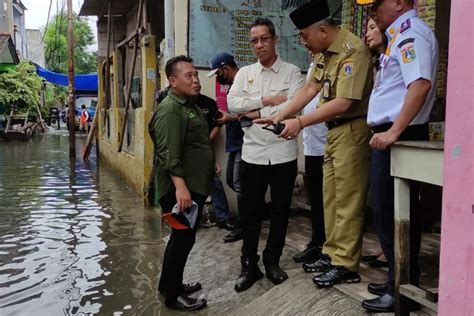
left=207, top=52, right=244, bottom=243
left=195, top=94, right=234, bottom=230
left=149, top=55, right=213, bottom=312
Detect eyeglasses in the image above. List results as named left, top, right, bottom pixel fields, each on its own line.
left=250, top=35, right=274, bottom=46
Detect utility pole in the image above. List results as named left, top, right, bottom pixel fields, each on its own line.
left=67, top=0, right=76, bottom=157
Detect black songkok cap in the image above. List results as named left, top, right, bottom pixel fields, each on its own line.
left=289, top=0, right=331, bottom=30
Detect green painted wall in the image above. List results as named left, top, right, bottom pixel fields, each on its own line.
left=0, top=64, right=17, bottom=72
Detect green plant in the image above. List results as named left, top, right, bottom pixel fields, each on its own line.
left=45, top=84, right=67, bottom=109
left=0, top=61, right=44, bottom=114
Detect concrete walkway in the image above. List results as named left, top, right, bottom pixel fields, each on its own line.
left=158, top=224, right=368, bottom=315
left=154, top=216, right=437, bottom=315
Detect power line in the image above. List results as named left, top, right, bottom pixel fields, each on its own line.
left=42, top=0, right=54, bottom=42
left=50, top=0, right=61, bottom=70
left=57, top=0, right=66, bottom=70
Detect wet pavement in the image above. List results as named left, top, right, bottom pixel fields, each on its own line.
left=0, top=133, right=372, bottom=315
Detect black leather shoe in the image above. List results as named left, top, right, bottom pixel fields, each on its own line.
left=368, top=259, right=388, bottom=268
left=367, top=281, right=392, bottom=296
left=265, top=265, right=288, bottom=285
left=293, top=244, right=322, bottom=263
left=182, top=282, right=202, bottom=294
left=235, top=257, right=264, bottom=292
left=361, top=255, right=379, bottom=262
left=165, top=295, right=207, bottom=311
left=312, top=266, right=361, bottom=287
left=223, top=227, right=243, bottom=243
left=302, top=254, right=332, bottom=273
left=217, top=219, right=235, bottom=231
left=362, top=293, right=395, bottom=312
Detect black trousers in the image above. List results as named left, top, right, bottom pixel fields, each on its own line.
left=158, top=191, right=206, bottom=302
left=305, top=155, right=326, bottom=248
left=226, top=150, right=243, bottom=224
left=240, top=159, right=297, bottom=264
left=370, top=123, right=428, bottom=284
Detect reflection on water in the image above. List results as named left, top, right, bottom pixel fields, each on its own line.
left=0, top=134, right=170, bottom=315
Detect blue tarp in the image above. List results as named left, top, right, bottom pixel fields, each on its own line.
left=36, top=66, right=98, bottom=92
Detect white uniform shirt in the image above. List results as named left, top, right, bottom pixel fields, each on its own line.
left=228, top=56, right=304, bottom=165
left=303, top=93, right=327, bottom=156
left=367, top=9, right=439, bottom=127
left=302, top=64, right=327, bottom=156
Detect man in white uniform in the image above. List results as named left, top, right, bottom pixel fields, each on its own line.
left=360, top=0, right=439, bottom=312
left=293, top=65, right=328, bottom=265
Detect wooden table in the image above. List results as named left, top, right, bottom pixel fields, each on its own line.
left=391, top=141, right=444, bottom=315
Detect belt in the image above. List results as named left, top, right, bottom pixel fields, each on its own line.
left=371, top=122, right=393, bottom=133
left=325, top=116, right=366, bottom=130
left=371, top=122, right=429, bottom=140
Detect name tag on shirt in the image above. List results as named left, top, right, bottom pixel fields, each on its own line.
left=322, top=79, right=331, bottom=100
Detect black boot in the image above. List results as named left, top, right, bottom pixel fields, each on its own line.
left=235, top=256, right=263, bottom=292
left=263, top=252, right=288, bottom=285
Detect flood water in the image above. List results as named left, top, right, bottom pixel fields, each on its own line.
left=0, top=133, right=170, bottom=315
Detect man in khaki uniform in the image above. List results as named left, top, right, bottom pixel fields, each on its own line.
left=256, top=0, right=373, bottom=287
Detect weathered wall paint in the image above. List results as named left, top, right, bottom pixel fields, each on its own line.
left=438, top=0, right=474, bottom=314
left=96, top=33, right=157, bottom=202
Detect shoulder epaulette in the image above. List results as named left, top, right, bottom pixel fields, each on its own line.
left=343, top=42, right=355, bottom=55
left=400, top=19, right=411, bottom=33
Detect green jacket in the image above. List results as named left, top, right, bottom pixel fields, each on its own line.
left=149, top=92, right=215, bottom=200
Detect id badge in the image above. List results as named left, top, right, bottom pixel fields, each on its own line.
left=322, top=79, right=331, bottom=100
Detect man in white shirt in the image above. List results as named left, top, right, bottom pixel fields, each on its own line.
left=293, top=67, right=328, bottom=265
left=360, top=0, right=439, bottom=312
left=227, top=17, right=304, bottom=292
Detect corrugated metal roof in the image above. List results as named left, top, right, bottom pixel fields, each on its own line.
left=79, top=0, right=138, bottom=17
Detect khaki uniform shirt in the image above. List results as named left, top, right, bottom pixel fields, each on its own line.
left=149, top=92, right=215, bottom=199
left=309, top=28, right=374, bottom=120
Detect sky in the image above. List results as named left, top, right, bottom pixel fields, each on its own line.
left=22, top=0, right=98, bottom=50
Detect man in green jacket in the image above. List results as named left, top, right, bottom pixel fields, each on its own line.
left=150, top=55, right=214, bottom=312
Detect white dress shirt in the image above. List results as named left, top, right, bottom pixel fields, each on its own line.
left=303, top=93, right=327, bottom=156
left=367, top=9, right=439, bottom=127
left=228, top=56, right=304, bottom=165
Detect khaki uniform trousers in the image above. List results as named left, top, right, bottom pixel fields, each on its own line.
left=322, top=117, right=371, bottom=272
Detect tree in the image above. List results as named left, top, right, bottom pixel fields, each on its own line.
left=44, top=13, right=97, bottom=74
left=0, top=62, right=43, bottom=115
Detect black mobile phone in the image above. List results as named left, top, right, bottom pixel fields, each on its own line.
left=262, top=123, right=286, bottom=135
